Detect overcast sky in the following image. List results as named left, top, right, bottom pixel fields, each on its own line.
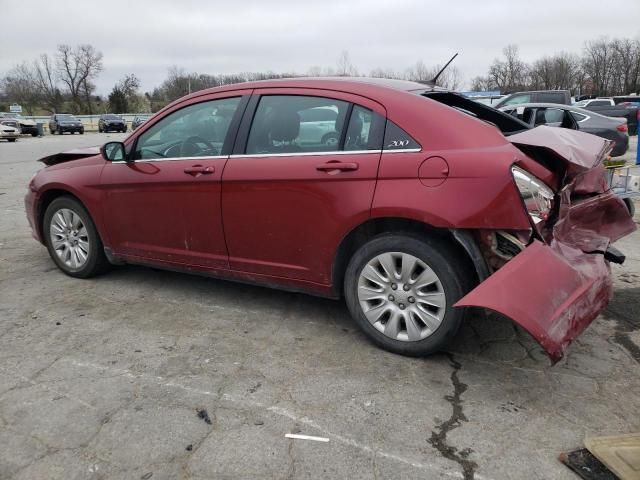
left=1, top=0, right=639, bottom=95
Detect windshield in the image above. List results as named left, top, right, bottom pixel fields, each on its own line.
left=104, top=115, right=120, bottom=120
left=58, top=114, right=77, bottom=121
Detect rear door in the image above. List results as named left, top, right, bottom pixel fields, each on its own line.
left=100, top=91, right=250, bottom=269
left=221, top=89, right=385, bottom=284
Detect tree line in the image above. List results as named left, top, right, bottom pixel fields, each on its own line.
left=2, top=37, right=640, bottom=115
left=472, top=38, right=640, bottom=96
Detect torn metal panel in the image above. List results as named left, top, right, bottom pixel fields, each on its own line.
left=455, top=241, right=612, bottom=363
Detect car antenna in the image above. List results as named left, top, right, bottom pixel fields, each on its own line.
left=427, top=53, right=459, bottom=86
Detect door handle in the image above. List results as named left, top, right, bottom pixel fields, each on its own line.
left=315, top=161, right=359, bottom=172
left=184, top=165, right=214, bottom=176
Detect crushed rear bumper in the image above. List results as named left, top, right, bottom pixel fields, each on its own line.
left=455, top=127, right=637, bottom=363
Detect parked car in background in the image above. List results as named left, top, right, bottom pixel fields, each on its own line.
left=0, top=119, right=21, bottom=142
left=25, top=77, right=636, bottom=364
left=0, top=112, right=38, bottom=136
left=500, top=103, right=629, bottom=156
left=493, top=90, right=571, bottom=108
left=49, top=114, right=84, bottom=135
left=132, top=115, right=150, bottom=130
left=99, top=114, right=127, bottom=133
left=573, top=99, right=638, bottom=135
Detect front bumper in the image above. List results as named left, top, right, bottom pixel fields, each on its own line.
left=103, top=123, right=125, bottom=131
left=24, top=189, right=42, bottom=243
left=59, top=125, right=84, bottom=132
left=20, top=125, right=38, bottom=135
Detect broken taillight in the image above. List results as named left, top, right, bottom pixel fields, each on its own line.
left=511, top=166, right=554, bottom=225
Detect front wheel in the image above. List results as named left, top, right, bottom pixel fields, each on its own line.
left=43, top=197, right=111, bottom=278
left=344, top=233, right=469, bottom=357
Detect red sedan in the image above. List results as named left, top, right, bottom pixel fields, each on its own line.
left=24, top=78, right=636, bottom=362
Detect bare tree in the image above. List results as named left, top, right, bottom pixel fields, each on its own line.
left=56, top=44, right=103, bottom=113
left=470, top=75, right=497, bottom=91
left=33, top=54, right=62, bottom=112
left=336, top=50, right=358, bottom=76
left=582, top=38, right=617, bottom=95
left=488, top=44, right=528, bottom=92
left=1, top=62, right=40, bottom=115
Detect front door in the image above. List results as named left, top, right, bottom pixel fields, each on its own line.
left=100, top=93, right=248, bottom=269
left=222, top=90, right=385, bottom=284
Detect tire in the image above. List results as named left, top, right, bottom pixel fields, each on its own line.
left=321, top=132, right=339, bottom=147
left=58, top=129, right=63, bottom=135
left=31, top=132, right=38, bottom=137
left=8, top=138, right=16, bottom=142
left=98, top=126, right=103, bottom=133
left=43, top=196, right=112, bottom=278
left=80, top=129, right=84, bottom=135
left=344, top=233, right=470, bottom=357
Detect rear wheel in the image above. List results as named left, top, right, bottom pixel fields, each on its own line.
left=43, top=196, right=111, bottom=278
left=8, top=138, right=16, bottom=142
left=344, top=233, right=469, bottom=356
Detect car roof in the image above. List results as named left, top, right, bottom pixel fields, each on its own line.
left=181, top=76, right=445, bottom=99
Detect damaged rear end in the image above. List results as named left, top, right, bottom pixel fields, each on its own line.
left=456, top=126, right=636, bottom=363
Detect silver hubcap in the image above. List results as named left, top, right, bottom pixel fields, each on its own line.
left=49, top=208, right=90, bottom=269
left=357, top=252, right=446, bottom=342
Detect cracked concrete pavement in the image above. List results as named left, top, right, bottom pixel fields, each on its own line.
left=1, top=133, right=639, bottom=479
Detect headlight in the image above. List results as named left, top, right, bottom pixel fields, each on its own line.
left=511, top=166, right=554, bottom=224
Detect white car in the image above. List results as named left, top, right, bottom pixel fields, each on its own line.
left=0, top=119, right=20, bottom=142
left=0, top=112, right=38, bottom=136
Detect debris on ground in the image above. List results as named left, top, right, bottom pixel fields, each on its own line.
left=285, top=433, right=329, bottom=442
left=196, top=408, right=212, bottom=425
left=559, top=448, right=617, bottom=479
left=586, top=433, right=640, bottom=480
left=186, top=444, right=193, bottom=451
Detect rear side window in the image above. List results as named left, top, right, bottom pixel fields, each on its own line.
left=537, top=92, right=566, bottom=104
left=570, top=112, right=588, bottom=122
left=246, top=95, right=349, bottom=154
left=502, top=94, right=531, bottom=106
left=383, top=121, right=420, bottom=151
left=589, top=100, right=611, bottom=107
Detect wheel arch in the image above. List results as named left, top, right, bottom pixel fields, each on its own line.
left=37, top=189, right=91, bottom=241
left=331, top=217, right=486, bottom=297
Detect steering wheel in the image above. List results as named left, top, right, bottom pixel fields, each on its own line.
left=180, top=136, right=218, bottom=157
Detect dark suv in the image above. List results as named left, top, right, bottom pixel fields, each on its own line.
left=99, top=114, right=127, bottom=133
left=494, top=90, right=571, bottom=109
left=49, top=114, right=84, bottom=135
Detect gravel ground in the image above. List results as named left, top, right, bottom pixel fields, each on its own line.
left=0, top=133, right=639, bottom=480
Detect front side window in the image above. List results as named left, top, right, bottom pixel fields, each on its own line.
left=246, top=95, right=349, bottom=154
left=134, top=97, right=241, bottom=160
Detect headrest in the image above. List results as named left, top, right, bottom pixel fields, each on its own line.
left=269, top=110, right=300, bottom=142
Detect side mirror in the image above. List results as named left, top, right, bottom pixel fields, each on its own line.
left=101, top=141, right=127, bottom=162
